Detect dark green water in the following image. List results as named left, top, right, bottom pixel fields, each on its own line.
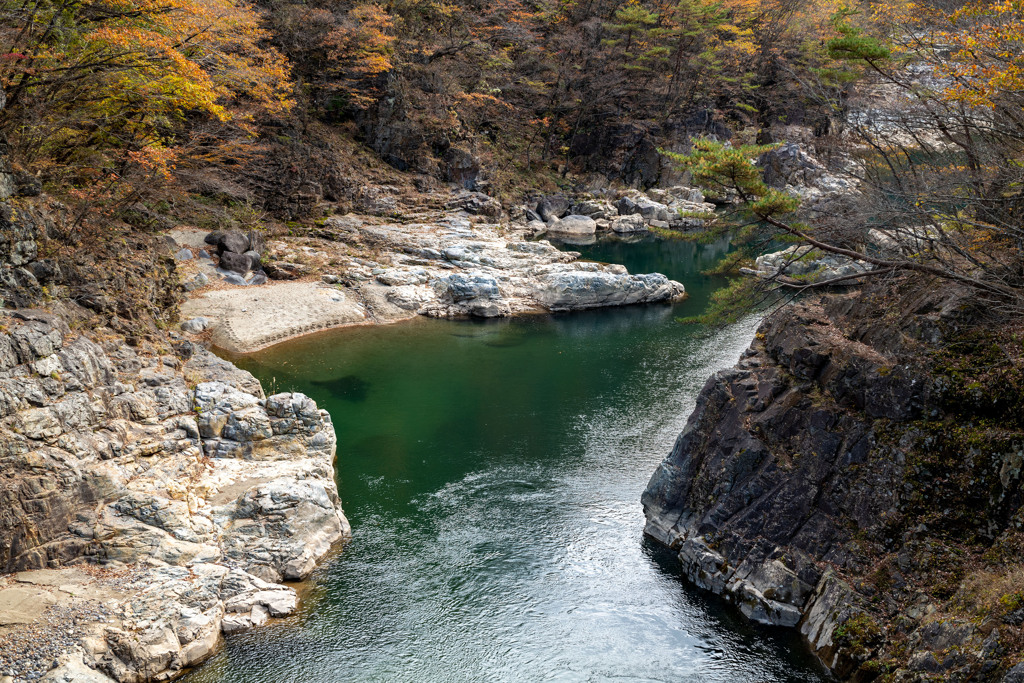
left=185, top=234, right=830, bottom=683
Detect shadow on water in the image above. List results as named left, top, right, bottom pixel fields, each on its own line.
left=310, top=374, right=371, bottom=402
left=194, top=233, right=831, bottom=683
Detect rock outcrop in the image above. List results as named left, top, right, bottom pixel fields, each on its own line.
left=0, top=309, right=349, bottom=682
left=180, top=214, right=687, bottom=351
left=643, top=282, right=1024, bottom=681
left=743, top=245, right=871, bottom=284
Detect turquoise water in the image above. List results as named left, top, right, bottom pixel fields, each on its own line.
left=185, top=233, right=829, bottom=683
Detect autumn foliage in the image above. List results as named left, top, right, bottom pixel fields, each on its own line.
left=0, top=0, right=294, bottom=223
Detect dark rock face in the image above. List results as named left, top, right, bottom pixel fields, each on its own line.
left=219, top=251, right=255, bottom=274
left=757, top=142, right=825, bottom=189
left=643, top=285, right=1024, bottom=681
left=536, top=195, right=570, bottom=222
left=216, top=231, right=250, bottom=257
left=443, top=145, right=482, bottom=190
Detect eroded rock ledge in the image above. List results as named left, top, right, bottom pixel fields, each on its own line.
left=643, top=284, right=1024, bottom=682
left=0, top=309, right=350, bottom=682
left=179, top=214, right=687, bottom=353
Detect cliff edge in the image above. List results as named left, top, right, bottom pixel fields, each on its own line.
left=643, top=282, right=1024, bottom=682
left=0, top=310, right=350, bottom=682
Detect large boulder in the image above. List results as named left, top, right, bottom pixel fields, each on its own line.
left=571, top=199, right=616, bottom=220
left=611, top=214, right=647, bottom=233
left=537, top=195, right=570, bottom=222
left=634, top=197, right=671, bottom=223
left=432, top=272, right=508, bottom=318
left=532, top=271, right=684, bottom=311
left=747, top=245, right=870, bottom=283
left=547, top=214, right=597, bottom=236
left=615, top=196, right=638, bottom=216
left=246, top=230, right=265, bottom=255
left=219, top=251, right=257, bottom=274
left=215, top=231, right=249, bottom=256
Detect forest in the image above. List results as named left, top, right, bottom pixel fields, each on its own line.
left=0, top=0, right=1018, bottom=245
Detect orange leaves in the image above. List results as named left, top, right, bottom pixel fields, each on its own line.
left=324, top=2, right=397, bottom=104
left=0, top=0, right=298, bottom=224
left=880, top=0, right=1024, bottom=109
left=939, top=0, right=1024, bottom=108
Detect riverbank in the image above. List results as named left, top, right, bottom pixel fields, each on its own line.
left=0, top=311, right=349, bottom=683
left=642, top=282, right=1024, bottom=681
left=176, top=240, right=830, bottom=683
left=175, top=196, right=691, bottom=354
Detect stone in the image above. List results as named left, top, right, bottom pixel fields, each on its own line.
left=1004, top=663, right=1024, bottom=683
left=525, top=220, right=547, bottom=236
left=446, top=191, right=502, bottom=216
left=443, top=147, right=482, bottom=190
left=571, top=199, right=615, bottom=219
left=263, top=262, right=310, bottom=280
left=15, top=173, right=41, bottom=197
left=219, top=251, right=257, bottom=274
left=536, top=195, right=570, bottom=222
left=181, top=317, right=211, bottom=334
left=216, top=231, right=249, bottom=256
left=611, top=215, right=647, bottom=233
left=547, top=215, right=597, bottom=236
left=532, top=271, right=684, bottom=311
left=751, top=245, right=870, bottom=283
left=219, top=271, right=248, bottom=286
left=221, top=612, right=253, bottom=634
left=0, top=303, right=348, bottom=683
left=184, top=272, right=209, bottom=292
left=246, top=231, right=265, bottom=256
left=758, top=142, right=825, bottom=189
left=634, top=197, right=671, bottom=223
left=433, top=273, right=501, bottom=303
left=39, top=653, right=115, bottom=683
left=614, top=196, right=637, bottom=216
left=174, top=248, right=193, bottom=261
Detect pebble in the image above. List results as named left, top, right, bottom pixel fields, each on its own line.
left=0, top=570, right=132, bottom=682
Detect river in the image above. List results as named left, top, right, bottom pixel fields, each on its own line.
left=184, top=233, right=830, bottom=682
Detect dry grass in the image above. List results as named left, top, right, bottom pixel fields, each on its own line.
left=948, top=565, right=1024, bottom=622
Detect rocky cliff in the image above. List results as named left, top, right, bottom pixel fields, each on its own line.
left=0, top=309, right=349, bottom=682
left=643, top=282, right=1024, bottom=682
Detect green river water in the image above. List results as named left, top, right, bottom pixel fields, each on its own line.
left=184, top=234, right=830, bottom=683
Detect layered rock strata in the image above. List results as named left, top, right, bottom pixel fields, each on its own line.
left=181, top=215, right=686, bottom=352
left=0, top=309, right=349, bottom=682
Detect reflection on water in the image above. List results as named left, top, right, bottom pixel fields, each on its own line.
left=186, top=235, right=829, bottom=683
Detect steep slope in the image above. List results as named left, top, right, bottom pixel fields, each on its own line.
left=643, top=282, right=1024, bottom=682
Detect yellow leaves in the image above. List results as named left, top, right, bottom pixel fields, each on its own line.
left=326, top=3, right=397, bottom=80
left=880, top=0, right=1024, bottom=109
left=455, top=92, right=516, bottom=109
left=39, top=0, right=294, bottom=128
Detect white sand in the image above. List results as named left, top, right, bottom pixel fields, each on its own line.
left=180, top=281, right=370, bottom=353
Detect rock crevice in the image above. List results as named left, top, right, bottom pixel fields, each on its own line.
left=643, top=286, right=1024, bottom=682
left=0, top=310, right=350, bottom=682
